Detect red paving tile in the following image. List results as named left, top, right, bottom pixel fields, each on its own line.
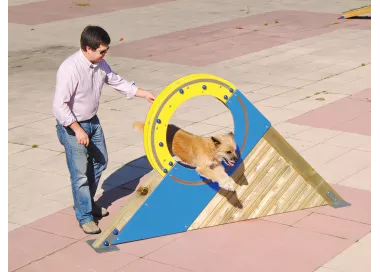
left=57, top=205, right=75, bottom=216
left=310, top=184, right=371, bottom=224
left=108, top=10, right=370, bottom=66
left=9, top=0, right=175, bottom=25
left=116, top=258, right=189, bottom=272
left=145, top=219, right=354, bottom=272
left=288, top=89, right=371, bottom=135
left=10, top=183, right=369, bottom=271
left=144, top=219, right=289, bottom=272
left=263, top=227, right=354, bottom=271
left=261, top=209, right=312, bottom=225
left=15, top=241, right=139, bottom=272
left=332, top=111, right=371, bottom=135
left=8, top=227, right=75, bottom=271
left=293, top=213, right=370, bottom=241
left=27, top=212, right=88, bottom=240
left=116, top=233, right=184, bottom=257
left=349, top=88, right=371, bottom=101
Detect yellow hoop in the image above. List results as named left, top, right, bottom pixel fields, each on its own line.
left=143, top=74, right=237, bottom=176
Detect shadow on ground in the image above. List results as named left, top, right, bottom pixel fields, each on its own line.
left=94, top=153, right=249, bottom=214
left=95, top=156, right=152, bottom=210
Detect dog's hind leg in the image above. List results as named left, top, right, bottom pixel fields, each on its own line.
left=196, top=165, right=235, bottom=191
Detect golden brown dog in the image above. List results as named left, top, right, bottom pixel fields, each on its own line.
left=133, top=121, right=239, bottom=191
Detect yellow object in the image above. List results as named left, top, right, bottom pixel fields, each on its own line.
left=143, top=74, right=237, bottom=176
left=341, top=5, right=371, bottom=19
left=89, top=75, right=350, bottom=251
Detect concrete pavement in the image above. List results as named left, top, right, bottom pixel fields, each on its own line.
left=9, top=0, right=371, bottom=271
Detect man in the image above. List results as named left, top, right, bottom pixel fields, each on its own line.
left=53, top=25, right=155, bottom=234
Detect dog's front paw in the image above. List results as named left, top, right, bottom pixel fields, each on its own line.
left=218, top=177, right=235, bottom=192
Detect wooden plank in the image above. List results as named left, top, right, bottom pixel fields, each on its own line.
left=306, top=193, right=327, bottom=209
left=188, top=139, right=271, bottom=230
left=198, top=144, right=278, bottom=228
left=279, top=178, right=308, bottom=213
left=266, top=173, right=303, bottom=215
left=251, top=166, right=297, bottom=218
left=263, top=127, right=347, bottom=207
left=287, top=184, right=315, bottom=211
left=92, top=169, right=162, bottom=248
left=238, top=157, right=288, bottom=220
left=299, top=186, right=320, bottom=210
left=206, top=151, right=284, bottom=227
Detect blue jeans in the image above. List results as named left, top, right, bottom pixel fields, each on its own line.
left=56, top=115, right=108, bottom=225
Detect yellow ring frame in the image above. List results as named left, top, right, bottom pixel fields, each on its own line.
left=143, top=74, right=237, bottom=176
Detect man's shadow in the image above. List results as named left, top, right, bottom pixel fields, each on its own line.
left=95, top=156, right=153, bottom=210
left=96, top=154, right=247, bottom=210
left=95, top=124, right=249, bottom=215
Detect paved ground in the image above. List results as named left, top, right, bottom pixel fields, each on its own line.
left=8, top=0, right=371, bottom=271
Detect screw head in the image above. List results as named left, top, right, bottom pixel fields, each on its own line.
left=163, top=168, right=168, bottom=173
left=229, top=88, right=234, bottom=93
left=179, top=89, right=184, bottom=94
left=169, top=161, right=173, bottom=166
left=156, top=119, right=161, bottom=124
left=103, top=241, right=109, bottom=247
left=202, top=85, right=207, bottom=90
left=113, top=229, right=119, bottom=235
left=224, top=95, right=228, bottom=99
left=159, top=142, right=164, bottom=147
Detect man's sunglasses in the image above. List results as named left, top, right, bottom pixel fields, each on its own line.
left=99, top=48, right=109, bottom=55
left=92, top=46, right=109, bottom=55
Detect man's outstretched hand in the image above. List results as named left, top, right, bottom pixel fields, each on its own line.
left=136, top=88, right=156, bottom=103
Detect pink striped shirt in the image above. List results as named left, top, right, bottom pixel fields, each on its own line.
left=53, top=50, right=138, bottom=126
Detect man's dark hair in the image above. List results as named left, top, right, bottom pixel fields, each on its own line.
left=80, top=25, right=111, bottom=51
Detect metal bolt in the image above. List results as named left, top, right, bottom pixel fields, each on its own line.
left=179, top=89, right=184, bottom=94
left=202, top=85, right=207, bottom=90
left=103, top=241, right=109, bottom=247
left=169, top=161, right=173, bottom=166
left=224, top=95, right=228, bottom=99
left=229, top=88, right=234, bottom=93
left=159, top=142, right=164, bottom=147
left=156, top=119, right=161, bottom=124
left=113, top=229, right=119, bottom=235
left=163, top=168, right=168, bottom=173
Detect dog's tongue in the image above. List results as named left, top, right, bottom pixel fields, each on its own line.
left=228, top=161, right=235, bottom=167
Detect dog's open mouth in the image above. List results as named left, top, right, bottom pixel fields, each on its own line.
left=223, top=158, right=235, bottom=167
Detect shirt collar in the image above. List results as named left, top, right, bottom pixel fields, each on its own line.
left=79, top=49, right=98, bottom=68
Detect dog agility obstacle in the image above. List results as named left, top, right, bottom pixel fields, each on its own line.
left=338, top=5, right=371, bottom=19
left=88, top=74, right=350, bottom=252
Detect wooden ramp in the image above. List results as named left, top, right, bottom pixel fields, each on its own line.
left=189, top=127, right=345, bottom=230
left=89, top=127, right=349, bottom=252
left=88, top=74, right=349, bottom=252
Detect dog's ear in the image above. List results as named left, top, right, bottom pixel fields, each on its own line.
left=211, top=136, right=221, bottom=147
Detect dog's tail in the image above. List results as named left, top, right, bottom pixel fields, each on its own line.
left=133, top=121, right=145, bottom=133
